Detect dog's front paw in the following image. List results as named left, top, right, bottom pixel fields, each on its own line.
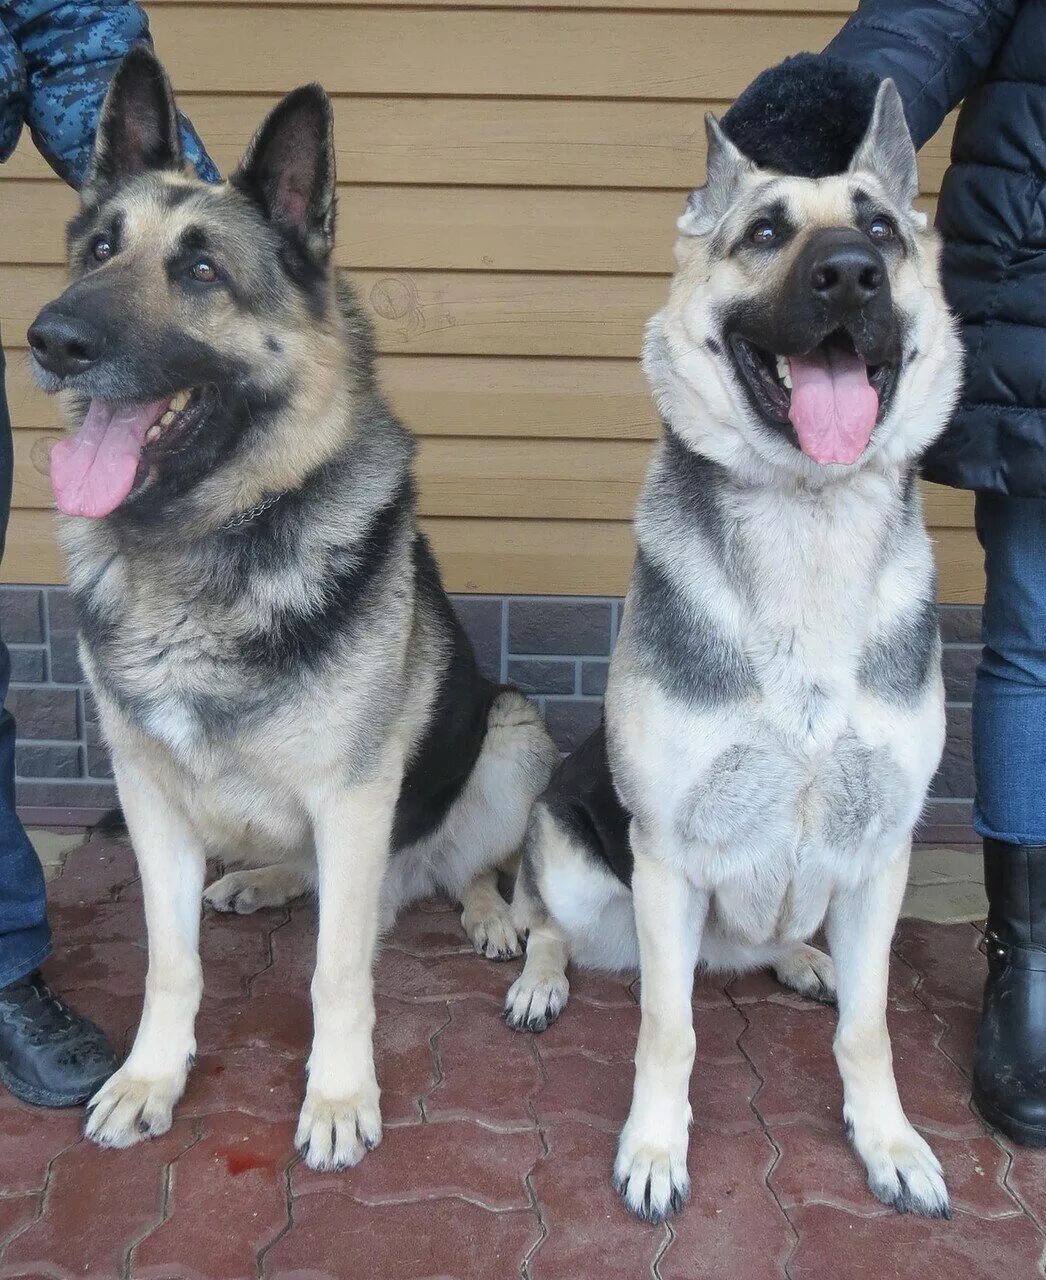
left=503, top=968, right=569, bottom=1032
left=613, top=1116, right=691, bottom=1223
left=462, top=905, right=523, bottom=961
left=773, top=943, right=837, bottom=1005
left=295, top=1087, right=382, bottom=1171
left=85, top=1066, right=185, bottom=1147
left=848, top=1116, right=950, bottom=1218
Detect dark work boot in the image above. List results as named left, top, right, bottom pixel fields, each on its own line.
left=0, top=971, right=118, bottom=1107
left=972, top=840, right=1046, bottom=1147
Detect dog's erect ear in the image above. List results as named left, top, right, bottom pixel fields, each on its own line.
left=848, top=79, right=919, bottom=212
left=232, top=85, right=336, bottom=259
left=83, top=47, right=183, bottom=200
left=678, top=114, right=755, bottom=237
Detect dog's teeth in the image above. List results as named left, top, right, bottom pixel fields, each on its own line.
left=782, top=371, right=792, bottom=390
left=145, top=424, right=161, bottom=444
left=170, top=390, right=190, bottom=413
left=159, top=410, right=177, bottom=427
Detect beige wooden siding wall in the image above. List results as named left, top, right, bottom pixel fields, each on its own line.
left=0, top=0, right=982, bottom=600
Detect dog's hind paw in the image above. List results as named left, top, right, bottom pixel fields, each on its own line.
left=85, top=1067, right=184, bottom=1148
left=613, top=1126, right=690, bottom=1223
left=503, top=969, right=569, bottom=1032
left=295, top=1088, right=382, bottom=1171
left=773, top=943, right=837, bottom=1005
left=462, top=907, right=523, bottom=962
left=850, top=1118, right=950, bottom=1218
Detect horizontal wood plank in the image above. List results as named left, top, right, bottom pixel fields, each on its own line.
left=1, top=265, right=666, bottom=357
left=147, top=1, right=857, bottom=11
left=145, top=8, right=841, bottom=98
left=0, top=96, right=955, bottom=193
left=3, top=351, right=659, bottom=441
left=1, top=180, right=944, bottom=274
left=8, top=424, right=977, bottom=528
left=0, top=506, right=985, bottom=600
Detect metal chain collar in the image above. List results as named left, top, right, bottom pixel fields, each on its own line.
left=219, top=491, right=284, bottom=531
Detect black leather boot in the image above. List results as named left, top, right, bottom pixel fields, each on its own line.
left=972, top=840, right=1046, bottom=1146
left=0, top=971, right=118, bottom=1107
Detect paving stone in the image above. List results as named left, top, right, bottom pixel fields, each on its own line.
left=770, top=1124, right=1021, bottom=1220
left=533, top=1051, right=761, bottom=1137
left=0, top=1103, right=83, bottom=1196
left=661, top=1130, right=793, bottom=1280
left=131, top=1114, right=295, bottom=1280
left=26, top=828, right=85, bottom=878
left=726, top=955, right=919, bottom=1011
left=0, top=588, right=43, bottom=644
left=293, top=1118, right=540, bottom=1209
left=893, top=919, right=985, bottom=1010
left=902, top=879, right=989, bottom=924
left=450, top=596, right=502, bottom=681
left=908, top=846, right=983, bottom=887
left=180, top=1048, right=303, bottom=1124
left=742, top=1000, right=982, bottom=1139
left=531, top=996, right=745, bottom=1066
left=6, top=687, right=77, bottom=740
left=7, top=647, right=44, bottom=683
left=370, top=944, right=514, bottom=1005
left=542, top=698, right=603, bottom=753
left=0, top=1122, right=197, bottom=1280
left=425, top=998, right=542, bottom=1128
left=385, top=899, right=472, bottom=956
left=939, top=605, right=982, bottom=645
left=196, top=992, right=313, bottom=1058
left=787, top=1202, right=1045, bottom=1280
left=1005, top=1144, right=1046, bottom=1226
left=199, top=910, right=281, bottom=998
left=527, top=1122, right=667, bottom=1279
left=568, top=966, right=638, bottom=1009
left=507, top=657, right=576, bottom=695
left=43, top=940, right=146, bottom=998
left=263, top=1192, right=540, bottom=1280
left=16, top=779, right=118, bottom=810
left=50, top=895, right=144, bottom=946
left=0, top=1194, right=38, bottom=1253
left=46, top=835, right=137, bottom=904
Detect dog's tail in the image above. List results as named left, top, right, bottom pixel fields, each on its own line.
left=95, top=806, right=128, bottom=837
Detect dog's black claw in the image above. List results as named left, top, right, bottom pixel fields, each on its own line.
left=363, top=1136, right=377, bottom=1152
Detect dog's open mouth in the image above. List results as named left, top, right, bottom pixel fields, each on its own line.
left=728, top=330, right=897, bottom=466
left=50, top=387, right=210, bottom=518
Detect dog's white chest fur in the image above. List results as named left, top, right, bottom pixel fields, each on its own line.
left=609, top=462, right=944, bottom=947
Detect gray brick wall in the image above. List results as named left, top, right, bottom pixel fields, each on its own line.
left=0, top=586, right=981, bottom=840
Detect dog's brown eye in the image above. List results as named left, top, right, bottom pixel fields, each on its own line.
left=190, top=259, right=218, bottom=284
left=868, top=217, right=896, bottom=241
left=748, top=221, right=776, bottom=247
left=91, top=236, right=113, bottom=263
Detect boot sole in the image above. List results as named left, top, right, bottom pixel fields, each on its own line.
left=0, top=1058, right=101, bottom=1109
left=973, top=1088, right=1046, bottom=1149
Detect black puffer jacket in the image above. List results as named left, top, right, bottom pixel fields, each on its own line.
left=825, top=0, right=1046, bottom=496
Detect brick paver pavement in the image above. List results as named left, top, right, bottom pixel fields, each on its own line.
left=1, top=833, right=1043, bottom=1280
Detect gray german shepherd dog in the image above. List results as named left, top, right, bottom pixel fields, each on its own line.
left=28, top=49, right=556, bottom=1170
left=505, top=81, right=962, bottom=1221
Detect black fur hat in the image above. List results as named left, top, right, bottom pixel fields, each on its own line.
left=720, top=53, right=882, bottom=178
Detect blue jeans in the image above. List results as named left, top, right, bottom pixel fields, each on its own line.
left=0, top=346, right=51, bottom=986
left=974, top=491, right=1046, bottom=846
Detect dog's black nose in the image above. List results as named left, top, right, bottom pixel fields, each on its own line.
left=808, top=238, right=884, bottom=310
left=27, top=308, right=103, bottom=379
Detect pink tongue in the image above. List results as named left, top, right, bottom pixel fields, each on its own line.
left=50, top=399, right=167, bottom=518
left=787, top=346, right=878, bottom=465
